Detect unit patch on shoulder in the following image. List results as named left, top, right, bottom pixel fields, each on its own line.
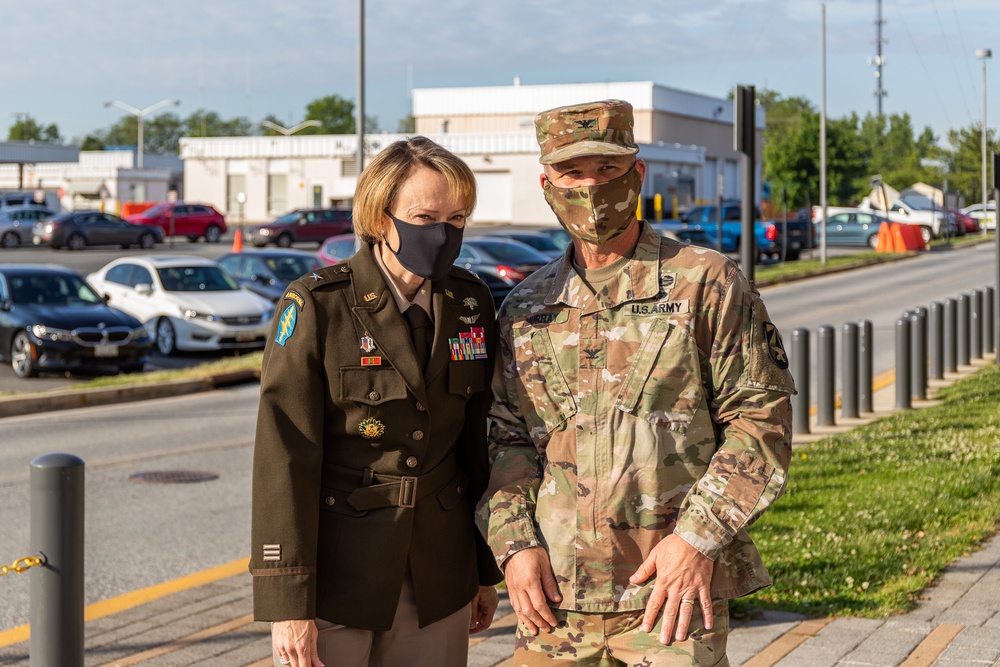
left=763, top=321, right=789, bottom=369
left=283, top=290, right=304, bottom=309
left=275, top=303, right=298, bottom=346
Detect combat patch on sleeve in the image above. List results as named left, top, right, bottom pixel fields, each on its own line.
left=763, top=321, right=789, bottom=369
left=275, top=303, right=298, bottom=346
left=283, top=290, right=304, bottom=309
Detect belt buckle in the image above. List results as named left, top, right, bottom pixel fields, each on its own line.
left=398, top=476, right=418, bottom=508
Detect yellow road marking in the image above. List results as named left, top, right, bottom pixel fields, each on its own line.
left=808, top=368, right=894, bottom=415
left=899, top=624, right=964, bottom=667
left=742, top=618, right=834, bottom=667
left=94, top=613, right=254, bottom=667
left=0, top=557, right=249, bottom=648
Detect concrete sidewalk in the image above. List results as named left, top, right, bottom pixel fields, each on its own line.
left=0, top=357, right=997, bottom=666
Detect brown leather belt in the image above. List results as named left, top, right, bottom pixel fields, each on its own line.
left=324, top=455, right=460, bottom=511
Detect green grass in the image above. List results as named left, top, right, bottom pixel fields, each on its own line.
left=735, top=364, right=1000, bottom=619
left=64, top=352, right=263, bottom=391
left=756, top=251, right=905, bottom=285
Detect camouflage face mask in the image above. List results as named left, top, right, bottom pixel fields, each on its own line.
left=542, top=164, right=641, bottom=245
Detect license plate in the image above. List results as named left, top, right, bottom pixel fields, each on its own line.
left=790, top=241, right=801, bottom=250
left=95, top=344, right=119, bottom=358
left=235, top=332, right=256, bottom=342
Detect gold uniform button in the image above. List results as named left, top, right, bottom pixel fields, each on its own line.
left=325, top=496, right=336, bottom=506
left=415, top=402, right=426, bottom=412
left=405, top=456, right=418, bottom=468
left=368, top=391, right=380, bottom=401
left=412, top=430, right=424, bottom=441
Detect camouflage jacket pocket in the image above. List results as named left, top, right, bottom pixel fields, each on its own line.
left=615, top=319, right=704, bottom=433
left=511, top=328, right=577, bottom=438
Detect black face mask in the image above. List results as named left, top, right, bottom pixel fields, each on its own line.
left=386, top=213, right=465, bottom=281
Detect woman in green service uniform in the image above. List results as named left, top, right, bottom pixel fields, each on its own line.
left=250, top=136, right=501, bottom=667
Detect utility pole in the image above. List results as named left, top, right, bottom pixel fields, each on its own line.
left=869, top=0, right=887, bottom=118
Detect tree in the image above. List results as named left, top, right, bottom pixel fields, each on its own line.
left=858, top=112, right=939, bottom=191
left=183, top=109, right=253, bottom=138
left=397, top=114, right=415, bottom=133
left=8, top=116, right=61, bottom=143
left=300, top=94, right=378, bottom=134
left=944, top=124, right=999, bottom=204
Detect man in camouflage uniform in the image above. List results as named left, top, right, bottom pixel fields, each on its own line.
left=477, top=100, right=794, bottom=666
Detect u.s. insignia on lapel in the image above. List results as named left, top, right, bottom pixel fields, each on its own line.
left=463, top=297, right=478, bottom=310
left=358, top=418, right=385, bottom=439
left=363, top=292, right=377, bottom=302
left=360, top=332, right=376, bottom=353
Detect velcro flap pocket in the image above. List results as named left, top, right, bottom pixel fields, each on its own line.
left=436, top=471, right=470, bottom=511
left=340, top=367, right=408, bottom=405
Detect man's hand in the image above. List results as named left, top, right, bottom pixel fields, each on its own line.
left=503, top=546, right=562, bottom=635
left=629, top=535, right=714, bottom=644
left=469, top=585, right=500, bottom=634
left=271, top=619, right=323, bottom=667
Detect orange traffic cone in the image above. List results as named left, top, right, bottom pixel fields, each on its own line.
left=231, top=228, right=243, bottom=253
left=875, top=222, right=894, bottom=253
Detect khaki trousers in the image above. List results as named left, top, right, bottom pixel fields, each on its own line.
left=271, top=575, right=472, bottom=667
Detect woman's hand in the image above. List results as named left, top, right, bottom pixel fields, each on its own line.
left=272, top=619, right=323, bottom=667
left=469, top=585, right=500, bottom=634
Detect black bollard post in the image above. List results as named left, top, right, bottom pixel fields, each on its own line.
left=896, top=318, right=912, bottom=410
left=971, top=289, right=983, bottom=360
left=958, top=293, right=971, bottom=367
left=842, top=322, right=859, bottom=419
left=985, top=286, right=996, bottom=356
left=791, top=328, right=810, bottom=435
left=817, top=325, right=836, bottom=427
left=928, top=302, right=944, bottom=380
left=30, top=453, right=85, bottom=667
left=859, top=319, right=874, bottom=413
left=945, top=297, right=958, bottom=373
left=910, top=310, right=927, bottom=401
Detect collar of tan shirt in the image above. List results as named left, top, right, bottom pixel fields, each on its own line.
left=373, top=243, right=433, bottom=320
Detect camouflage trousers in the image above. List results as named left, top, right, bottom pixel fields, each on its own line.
left=511, top=599, right=729, bottom=667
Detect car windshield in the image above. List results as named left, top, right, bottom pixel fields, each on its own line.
left=272, top=213, right=300, bottom=225
left=143, top=204, right=169, bottom=216
left=156, top=266, right=239, bottom=291
left=510, top=234, right=561, bottom=252
left=9, top=273, right=104, bottom=306
left=469, top=239, right=550, bottom=263
left=266, top=256, right=321, bottom=281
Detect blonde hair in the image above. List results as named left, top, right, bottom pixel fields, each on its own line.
left=352, top=136, right=477, bottom=244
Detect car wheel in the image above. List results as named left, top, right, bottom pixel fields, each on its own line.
left=920, top=226, right=933, bottom=245
left=11, top=332, right=39, bottom=378
left=204, top=225, right=221, bottom=243
left=785, top=247, right=801, bottom=261
left=156, top=318, right=176, bottom=356
left=867, top=233, right=880, bottom=250
left=1, top=232, right=20, bottom=248
left=276, top=233, right=293, bottom=248
left=139, top=232, right=156, bottom=249
left=67, top=234, right=86, bottom=251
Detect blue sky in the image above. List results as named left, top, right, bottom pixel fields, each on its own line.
left=3, top=0, right=999, bottom=147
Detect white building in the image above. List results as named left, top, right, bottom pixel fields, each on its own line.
left=180, top=81, right=764, bottom=226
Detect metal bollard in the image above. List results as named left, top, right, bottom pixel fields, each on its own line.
left=958, top=292, right=970, bottom=367
left=817, top=325, right=836, bottom=427
left=910, top=310, right=927, bottom=401
left=30, top=453, right=85, bottom=667
left=842, top=322, right=859, bottom=419
left=791, top=328, right=810, bottom=435
left=928, top=302, right=944, bottom=380
left=984, top=286, right=996, bottom=356
left=971, top=289, right=983, bottom=359
left=859, top=319, right=874, bottom=413
left=896, top=317, right=912, bottom=410
left=945, top=297, right=958, bottom=373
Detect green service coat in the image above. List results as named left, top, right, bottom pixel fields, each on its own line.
left=250, top=243, right=501, bottom=631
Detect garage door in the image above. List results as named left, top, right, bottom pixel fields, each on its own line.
left=473, top=171, right=512, bottom=223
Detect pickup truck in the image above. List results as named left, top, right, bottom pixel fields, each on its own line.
left=673, top=202, right=813, bottom=261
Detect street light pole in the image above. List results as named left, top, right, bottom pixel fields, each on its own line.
left=260, top=120, right=322, bottom=136
left=820, top=2, right=828, bottom=265
left=104, top=99, right=180, bottom=170
left=977, top=49, right=991, bottom=238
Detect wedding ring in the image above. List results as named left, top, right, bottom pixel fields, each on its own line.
left=279, top=657, right=291, bottom=665
left=680, top=598, right=697, bottom=605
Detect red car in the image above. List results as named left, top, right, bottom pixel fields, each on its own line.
left=316, top=234, right=358, bottom=265
left=126, top=202, right=227, bottom=243
left=244, top=208, right=353, bottom=247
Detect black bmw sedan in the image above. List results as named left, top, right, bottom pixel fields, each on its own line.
left=0, top=265, right=154, bottom=378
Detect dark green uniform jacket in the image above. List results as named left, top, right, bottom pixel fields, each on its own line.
left=250, top=244, right=502, bottom=631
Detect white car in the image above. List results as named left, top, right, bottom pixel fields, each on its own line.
left=961, top=201, right=996, bottom=231
left=87, top=255, right=275, bottom=355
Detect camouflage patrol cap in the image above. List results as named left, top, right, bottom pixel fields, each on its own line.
left=534, top=99, right=639, bottom=165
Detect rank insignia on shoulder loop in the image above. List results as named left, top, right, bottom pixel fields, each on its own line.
left=363, top=292, right=377, bottom=302
left=310, top=272, right=322, bottom=282
left=359, top=418, right=385, bottom=440
left=360, top=332, right=376, bottom=353
left=361, top=356, right=381, bottom=366
left=275, top=303, right=298, bottom=346
left=460, top=314, right=480, bottom=324
left=463, top=297, right=478, bottom=310
left=764, top=321, right=789, bottom=369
